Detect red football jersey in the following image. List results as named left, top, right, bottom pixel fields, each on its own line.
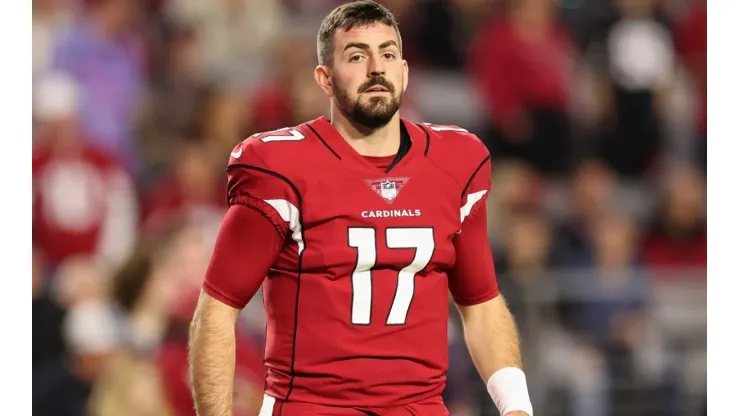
left=205, top=116, right=497, bottom=407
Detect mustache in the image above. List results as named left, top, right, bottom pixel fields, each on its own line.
left=359, top=76, right=395, bottom=93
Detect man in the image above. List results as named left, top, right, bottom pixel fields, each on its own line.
left=33, top=72, right=138, bottom=271
left=51, top=0, right=144, bottom=171
left=189, top=2, right=533, bottom=415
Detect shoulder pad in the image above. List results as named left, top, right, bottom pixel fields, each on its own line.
left=227, top=126, right=309, bottom=168
left=422, top=122, right=489, bottom=159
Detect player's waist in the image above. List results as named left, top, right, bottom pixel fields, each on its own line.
left=261, top=393, right=448, bottom=415
left=264, top=368, right=447, bottom=408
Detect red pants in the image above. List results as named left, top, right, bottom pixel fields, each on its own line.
left=259, top=394, right=449, bottom=416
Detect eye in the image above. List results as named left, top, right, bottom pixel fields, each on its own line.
left=349, top=54, right=364, bottom=63
left=382, top=52, right=396, bottom=60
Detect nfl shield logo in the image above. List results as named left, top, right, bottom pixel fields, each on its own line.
left=365, top=177, right=410, bottom=203
left=380, top=180, right=397, bottom=201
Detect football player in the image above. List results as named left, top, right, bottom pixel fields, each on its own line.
left=189, top=1, right=533, bottom=415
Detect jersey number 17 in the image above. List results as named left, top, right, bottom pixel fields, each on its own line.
left=348, top=227, right=435, bottom=326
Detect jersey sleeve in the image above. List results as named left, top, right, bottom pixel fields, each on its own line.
left=226, top=138, right=300, bottom=240
left=449, top=203, right=500, bottom=306
left=203, top=204, right=284, bottom=309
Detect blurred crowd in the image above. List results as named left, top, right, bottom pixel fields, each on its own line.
left=31, top=0, right=707, bottom=415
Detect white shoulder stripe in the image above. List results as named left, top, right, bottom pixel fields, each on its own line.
left=265, top=199, right=304, bottom=254
left=460, top=190, right=488, bottom=224
left=258, top=394, right=276, bottom=415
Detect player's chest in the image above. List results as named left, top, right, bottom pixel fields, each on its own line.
left=295, top=165, right=462, bottom=272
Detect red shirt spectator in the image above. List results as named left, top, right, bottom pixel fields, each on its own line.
left=641, top=164, right=706, bottom=274
left=249, top=79, right=293, bottom=133
left=468, top=11, right=573, bottom=131
left=156, top=291, right=266, bottom=415
left=642, top=228, right=706, bottom=271
left=33, top=140, right=138, bottom=269
left=157, top=336, right=266, bottom=416
left=33, top=71, right=138, bottom=270
left=674, top=1, right=707, bottom=132
left=141, top=141, right=226, bottom=240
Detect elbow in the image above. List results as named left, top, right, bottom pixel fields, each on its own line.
left=458, top=293, right=508, bottom=323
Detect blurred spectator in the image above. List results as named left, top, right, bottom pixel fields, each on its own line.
left=548, top=212, right=647, bottom=416
left=138, top=25, right=213, bottom=176
left=32, top=246, right=68, bottom=373
left=552, top=159, right=616, bottom=265
left=164, top=0, right=286, bottom=86
left=86, top=348, right=172, bottom=416
left=564, top=212, right=648, bottom=346
left=642, top=163, right=706, bottom=272
left=151, top=25, right=210, bottom=133
left=202, top=88, right=252, bottom=153
left=156, top=290, right=266, bottom=416
left=281, top=0, right=344, bottom=16
left=54, top=256, right=111, bottom=308
left=33, top=299, right=128, bottom=416
left=486, top=160, right=542, bottom=250
left=556, top=211, right=675, bottom=415
left=290, top=67, right=333, bottom=125
left=404, top=0, right=495, bottom=70
left=33, top=73, right=138, bottom=272
left=495, top=209, right=553, bottom=337
left=585, top=0, right=677, bottom=176
left=50, top=0, right=146, bottom=171
left=33, top=0, right=74, bottom=75
left=397, top=0, right=460, bottom=69
left=114, top=221, right=212, bottom=351
left=469, top=0, right=576, bottom=174
left=249, top=33, right=317, bottom=133
left=112, top=246, right=165, bottom=352
left=141, top=140, right=225, bottom=243
left=673, top=0, right=706, bottom=170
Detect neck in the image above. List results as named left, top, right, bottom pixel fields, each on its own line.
left=329, top=105, right=402, bottom=157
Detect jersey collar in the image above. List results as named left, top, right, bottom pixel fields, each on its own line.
left=306, top=116, right=428, bottom=174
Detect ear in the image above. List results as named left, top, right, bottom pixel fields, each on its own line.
left=314, top=65, right=334, bottom=98
left=401, top=59, right=409, bottom=93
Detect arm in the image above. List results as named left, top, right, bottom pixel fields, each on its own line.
left=189, top=204, right=283, bottom=416
left=451, top=164, right=533, bottom=416
left=189, top=292, right=240, bottom=416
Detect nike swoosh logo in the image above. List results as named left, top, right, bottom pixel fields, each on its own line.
left=231, top=148, right=243, bottom=158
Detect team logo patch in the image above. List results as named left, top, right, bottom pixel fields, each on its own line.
left=365, top=177, right=410, bottom=203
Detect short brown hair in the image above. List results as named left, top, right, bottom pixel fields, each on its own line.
left=316, top=0, right=402, bottom=66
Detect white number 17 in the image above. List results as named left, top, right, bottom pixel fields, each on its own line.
left=348, top=227, right=435, bottom=325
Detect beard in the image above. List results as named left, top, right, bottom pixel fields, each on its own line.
left=332, top=75, right=403, bottom=130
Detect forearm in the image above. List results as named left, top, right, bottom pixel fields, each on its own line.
left=460, top=295, right=522, bottom=379
left=189, top=292, right=239, bottom=416
left=458, top=295, right=532, bottom=416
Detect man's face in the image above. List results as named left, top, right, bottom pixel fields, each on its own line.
left=326, top=23, right=408, bottom=129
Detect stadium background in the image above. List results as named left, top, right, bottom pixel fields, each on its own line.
left=31, top=0, right=707, bottom=415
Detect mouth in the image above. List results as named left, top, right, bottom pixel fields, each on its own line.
left=364, top=85, right=389, bottom=93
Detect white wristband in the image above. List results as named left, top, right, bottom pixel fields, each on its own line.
left=486, top=367, right=534, bottom=416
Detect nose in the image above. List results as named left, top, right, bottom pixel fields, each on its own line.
left=368, top=55, right=386, bottom=77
